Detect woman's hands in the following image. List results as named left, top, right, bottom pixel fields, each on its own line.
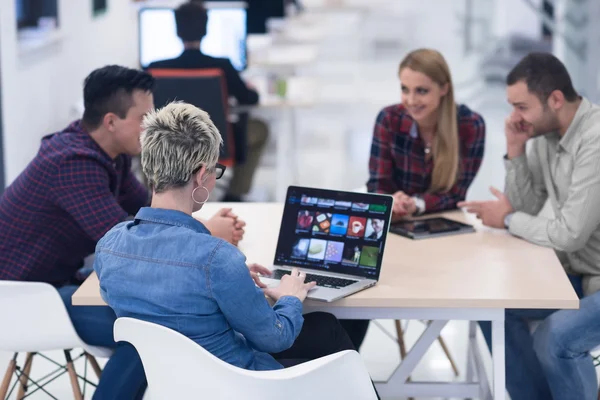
left=263, top=268, right=316, bottom=303
left=248, top=263, right=272, bottom=288
left=392, top=191, right=417, bottom=221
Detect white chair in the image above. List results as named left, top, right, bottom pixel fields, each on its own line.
left=114, top=317, right=378, bottom=400
left=0, top=281, right=112, bottom=400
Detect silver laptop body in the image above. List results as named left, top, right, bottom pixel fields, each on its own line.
left=261, top=186, right=393, bottom=302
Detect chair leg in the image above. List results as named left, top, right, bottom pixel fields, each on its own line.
left=85, top=353, right=102, bottom=380
left=394, top=320, right=408, bottom=360
left=0, top=354, right=17, bottom=400
left=16, top=353, right=34, bottom=400
left=64, top=350, right=83, bottom=400
left=394, top=321, right=413, bottom=400
left=437, top=335, right=460, bottom=377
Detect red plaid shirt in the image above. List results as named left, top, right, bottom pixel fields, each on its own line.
left=0, top=120, right=149, bottom=285
left=367, top=103, right=485, bottom=212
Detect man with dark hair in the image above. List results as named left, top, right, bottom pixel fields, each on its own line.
left=0, top=65, right=244, bottom=399
left=460, top=52, right=600, bottom=399
left=148, top=1, right=269, bottom=202
left=506, top=51, right=579, bottom=103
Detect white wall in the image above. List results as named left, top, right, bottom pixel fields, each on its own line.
left=0, top=0, right=140, bottom=184
left=553, top=0, right=600, bottom=103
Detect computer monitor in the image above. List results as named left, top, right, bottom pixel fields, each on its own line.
left=246, top=0, right=285, bottom=34
left=138, top=2, right=248, bottom=71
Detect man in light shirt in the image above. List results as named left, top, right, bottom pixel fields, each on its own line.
left=459, top=52, right=600, bottom=400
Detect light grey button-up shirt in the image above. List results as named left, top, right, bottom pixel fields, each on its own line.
left=505, top=97, right=600, bottom=296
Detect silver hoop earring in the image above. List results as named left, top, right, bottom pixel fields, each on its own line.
left=192, top=186, right=210, bottom=205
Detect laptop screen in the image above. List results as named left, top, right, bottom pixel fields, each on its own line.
left=138, top=4, right=247, bottom=71
left=274, top=186, right=393, bottom=280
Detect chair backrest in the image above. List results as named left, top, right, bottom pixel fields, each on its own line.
left=148, top=68, right=236, bottom=167
left=0, top=281, right=83, bottom=352
left=115, top=317, right=377, bottom=400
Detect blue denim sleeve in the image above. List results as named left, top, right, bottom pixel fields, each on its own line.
left=207, top=242, right=304, bottom=353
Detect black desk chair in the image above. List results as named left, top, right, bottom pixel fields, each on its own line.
left=148, top=68, right=237, bottom=168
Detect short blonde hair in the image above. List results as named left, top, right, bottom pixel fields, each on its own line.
left=141, top=102, right=222, bottom=193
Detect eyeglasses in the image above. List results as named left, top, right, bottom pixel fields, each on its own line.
left=192, top=162, right=226, bottom=179
left=214, top=163, right=226, bottom=180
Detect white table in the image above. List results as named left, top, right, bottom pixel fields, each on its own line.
left=73, top=203, right=579, bottom=399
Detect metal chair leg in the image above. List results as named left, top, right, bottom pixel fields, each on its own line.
left=16, top=353, right=34, bottom=400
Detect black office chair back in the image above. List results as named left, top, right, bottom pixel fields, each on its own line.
left=148, top=69, right=235, bottom=166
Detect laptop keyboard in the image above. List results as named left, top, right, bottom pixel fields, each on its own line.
left=271, top=269, right=357, bottom=289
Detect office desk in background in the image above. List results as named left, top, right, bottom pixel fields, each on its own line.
left=72, top=203, right=578, bottom=400
left=265, top=16, right=329, bottom=43
left=248, top=44, right=319, bottom=70
left=241, top=76, right=318, bottom=201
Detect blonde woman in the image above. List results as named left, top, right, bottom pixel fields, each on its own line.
left=341, top=49, right=487, bottom=350
left=367, top=48, right=486, bottom=220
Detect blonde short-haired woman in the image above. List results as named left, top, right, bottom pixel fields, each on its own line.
left=94, top=102, right=377, bottom=397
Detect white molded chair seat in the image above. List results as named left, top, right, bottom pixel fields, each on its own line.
left=114, top=317, right=377, bottom=400
left=0, top=281, right=112, bottom=399
left=0, top=281, right=111, bottom=357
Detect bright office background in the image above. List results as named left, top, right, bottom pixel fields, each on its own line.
left=0, top=0, right=599, bottom=398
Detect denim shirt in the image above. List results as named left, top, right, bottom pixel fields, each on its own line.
left=94, top=207, right=304, bottom=370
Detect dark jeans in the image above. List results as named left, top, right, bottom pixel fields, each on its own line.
left=272, top=312, right=357, bottom=365
left=479, top=275, right=600, bottom=400
left=272, top=312, right=379, bottom=399
left=339, top=319, right=370, bottom=349
left=57, top=286, right=147, bottom=400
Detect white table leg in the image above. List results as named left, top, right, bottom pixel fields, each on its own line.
left=275, top=108, right=292, bottom=202
left=289, top=107, right=299, bottom=185
left=466, top=321, right=476, bottom=383
left=492, top=312, right=506, bottom=400
left=303, top=306, right=505, bottom=399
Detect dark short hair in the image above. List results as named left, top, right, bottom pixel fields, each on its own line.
left=175, top=2, right=208, bottom=42
left=82, top=65, right=155, bottom=130
left=506, top=52, right=578, bottom=102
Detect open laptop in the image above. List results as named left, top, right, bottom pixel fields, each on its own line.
left=260, top=186, right=393, bottom=302
left=138, top=2, right=248, bottom=71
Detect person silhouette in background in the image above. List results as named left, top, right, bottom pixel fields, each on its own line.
left=148, top=1, right=269, bottom=202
